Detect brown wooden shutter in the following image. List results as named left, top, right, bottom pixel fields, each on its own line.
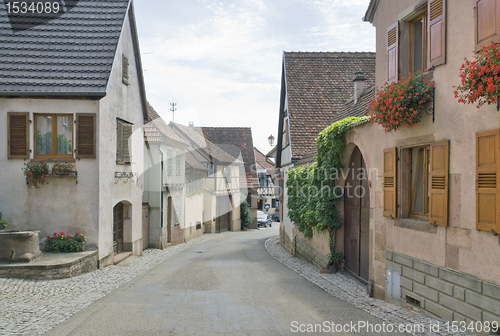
left=475, top=0, right=500, bottom=52
left=383, top=147, right=397, bottom=218
left=429, top=140, right=449, bottom=226
left=116, top=121, right=123, bottom=163
left=122, top=124, right=132, bottom=163
left=476, top=129, right=500, bottom=232
left=7, top=112, right=30, bottom=159
left=76, top=113, right=96, bottom=159
left=428, top=0, right=446, bottom=67
left=387, top=22, right=399, bottom=83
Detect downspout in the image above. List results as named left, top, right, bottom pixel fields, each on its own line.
left=157, top=138, right=166, bottom=249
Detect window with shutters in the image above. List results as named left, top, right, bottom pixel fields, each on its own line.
left=387, top=0, right=446, bottom=81
left=167, top=149, right=173, bottom=176
left=34, top=114, right=73, bottom=159
left=116, top=119, right=132, bottom=164
left=475, top=0, right=500, bottom=52
left=384, top=141, right=449, bottom=226
left=208, top=163, right=215, bottom=177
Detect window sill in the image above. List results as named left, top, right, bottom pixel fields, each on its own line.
left=30, top=158, right=76, bottom=163
left=394, top=217, right=437, bottom=234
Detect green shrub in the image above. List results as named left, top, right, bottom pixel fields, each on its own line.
left=46, top=232, right=86, bottom=253
left=240, top=196, right=252, bottom=228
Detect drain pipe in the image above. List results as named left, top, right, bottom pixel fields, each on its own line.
left=157, top=139, right=166, bottom=250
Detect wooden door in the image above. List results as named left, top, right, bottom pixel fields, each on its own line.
left=343, top=147, right=370, bottom=283
left=142, top=205, right=150, bottom=250
left=167, top=197, right=172, bottom=243
left=216, top=196, right=230, bottom=232
left=113, top=203, right=124, bottom=254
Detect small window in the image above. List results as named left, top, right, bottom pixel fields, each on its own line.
left=410, top=13, right=427, bottom=73
left=409, top=146, right=430, bottom=219
left=116, top=119, right=132, bottom=164
left=225, top=166, right=231, bottom=183
left=122, top=54, right=129, bottom=85
left=34, top=114, right=73, bottom=158
left=176, top=150, right=181, bottom=176
left=247, top=193, right=252, bottom=207
left=208, top=163, right=215, bottom=177
left=167, top=149, right=173, bottom=176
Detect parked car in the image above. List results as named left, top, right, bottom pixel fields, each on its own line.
left=257, top=210, right=272, bottom=227
left=273, top=214, right=280, bottom=222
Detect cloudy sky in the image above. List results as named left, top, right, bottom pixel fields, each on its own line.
left=133, top=0, right=375, bottom=153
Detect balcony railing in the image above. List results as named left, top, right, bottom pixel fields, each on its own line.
left=258, top=186, right=274, bottom=196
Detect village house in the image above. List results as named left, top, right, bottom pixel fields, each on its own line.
left=254, top=147, right=279, bottom=221
left=275, top=51, right=375, bottom=261
left=1, top=0, right=148, bottom=266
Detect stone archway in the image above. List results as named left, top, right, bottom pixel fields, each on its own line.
left=343, top=146, right=370, bottom=284
left=113, top=201, right=133, bottom=254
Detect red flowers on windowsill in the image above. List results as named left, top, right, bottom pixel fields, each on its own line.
left=455, top=43, right=500, bottom=108
left=368, top=71, right=434, bottom=132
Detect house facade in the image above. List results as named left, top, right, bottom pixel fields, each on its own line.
left=254, top=147, right=279, bottom=220
left=1, top=0, right=148, bottom=266
left=275, top=51, right=375, bottom=258
left=337, top=0, right=500, bottom=324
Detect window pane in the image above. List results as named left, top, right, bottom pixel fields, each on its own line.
left=411, top=148, right=425, bottom=213
left=36, top=115, right=52, bottom=155
left=412, top=18, right=424, bottom=72
left=57, top=116, right=72, bottom=154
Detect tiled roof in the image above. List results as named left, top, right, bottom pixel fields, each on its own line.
left=200, top=127, right=259, bottom=189
left=184, top=151, right=206, bottom=170
left=254, top=147, right=275, bottom=176
left=284, top=51, right=375, bottom=160
left=144, top=103, right=188, bottom=145
left=0, top=0, right=130, bottom=96
left=171, top=123, right=241, bottom=165
left=336, top=85, right=375, bottom=120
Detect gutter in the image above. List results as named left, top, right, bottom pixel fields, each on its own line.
left=157, top=139, right=166, bottom=250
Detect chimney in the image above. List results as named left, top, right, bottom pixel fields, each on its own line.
left=353, top=70, right=367, bottom=104
left=188, top=121, right=194, bottom=127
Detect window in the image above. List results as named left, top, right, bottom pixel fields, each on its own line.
left=225, top=166, right=231, bottom=183
left=271, top=198, right=280, bottom=208
left=475, top=0, right=500, bottom=51
left=116, top=119, right=132, bottom=164
left=7, top=112, right=29, bottom=159
left=167, top=149, right=173, bottom=176
left=122, top=54, right=129, bottom=85
left=34, top=114, right=73, bottom=158
left=176, top=150, right=181, bottom=176
left=386, top=0, right=446, bottom=82
left=247, top=193, right=252, bottom=207
left=259, top=176, right=268, bottom=187
left=409, top=146, right=430, bottom=219
left=283, top=116, right=290, bottom=146
left=208, top=163, right=215, bottom=177
left=410, top=14, right=427, bottom=73
left=383, top=141, right=449, bottom=226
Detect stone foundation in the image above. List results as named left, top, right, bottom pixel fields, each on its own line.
left=279, top=225, right=294, bottom=255
left=295, top=236, right=329, bottom=269
left=386, top=250, right=500, bottom=325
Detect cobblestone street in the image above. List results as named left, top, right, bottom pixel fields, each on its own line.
left=0, top=233, right=226, bottom=336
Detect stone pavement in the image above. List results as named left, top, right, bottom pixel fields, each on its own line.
left=0, top=233, right=227, bottom=336
left=265, top=237, right=469, bottom=336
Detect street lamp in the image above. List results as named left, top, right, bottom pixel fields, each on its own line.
left=268, top=134, right=275, bottom=146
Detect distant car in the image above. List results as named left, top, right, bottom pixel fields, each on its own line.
left=273, top=214, right=280, bottom=222
left=257, top=210, right=272, bottom=227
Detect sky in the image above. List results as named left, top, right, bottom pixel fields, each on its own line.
left=133, top=0, right=375, bottom=154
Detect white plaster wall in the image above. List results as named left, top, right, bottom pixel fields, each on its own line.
left=97, top=12, right=145, bottom=261
left=0, top=98, right=99, bottom=248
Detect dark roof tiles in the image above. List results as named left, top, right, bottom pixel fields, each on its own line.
left=284, top=51, right=375, bottom=160
left=0, top=0, right=130, bottom=96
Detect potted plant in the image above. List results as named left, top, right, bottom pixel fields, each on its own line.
left=23, top=161, right=50, bottom=187
left=0, top=213, right=7, bottom=230
left=369, top=71, right=435, bottom=132
left=52, top=162, right=74, bottom=176
left=46, top=232, right=87, bottom=253
left=455, top=42, right=500, bottom=108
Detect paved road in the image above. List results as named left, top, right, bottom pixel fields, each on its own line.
left=49, top=224, right=402, bottom=336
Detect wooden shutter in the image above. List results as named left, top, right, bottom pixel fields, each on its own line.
left=7, top=112, right=29, bottom=159
left=116, top=121, right=123, bottom=163
left=122, top=124, right=132, bottom=163
left=429, top=140, right=449, bottom=226
left=76, top=113, right=96, bottom=159
left=283, top=117, right=289, bottom=146
left=387, top=22, right=399, bottom=83
left=383, top=147, right=397, bottom=218
left=428, top=0, right=446, bottom=67
left=476, top=129, right=500, bottom=232
left=475, top=0, right=500, bottom=52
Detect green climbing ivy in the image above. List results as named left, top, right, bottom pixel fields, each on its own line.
left=286, top=116, right=369, bottom=266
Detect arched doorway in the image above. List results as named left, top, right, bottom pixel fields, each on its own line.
left=113, top=202, right=124, bottom=254
left=343, top=146, right=370, bottom=284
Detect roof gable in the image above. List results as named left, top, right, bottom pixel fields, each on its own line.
left=0, top=0, right=130, bottom=97
left=283, top=51, right=375, bottom=161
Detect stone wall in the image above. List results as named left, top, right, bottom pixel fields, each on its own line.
left=386, top=250, right=500, bottom=325
left=295, top=236, right=328, bottom=269
left=279, top=225, right=294, bottom=255
left=171, top=225, right=184, bottom=246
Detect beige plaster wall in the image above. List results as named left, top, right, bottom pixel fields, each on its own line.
left=0, top=98, right=99, bottom=248
left=347, top=0, right=500, bottom=295
left=98, top=12, right=145, bottom=261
